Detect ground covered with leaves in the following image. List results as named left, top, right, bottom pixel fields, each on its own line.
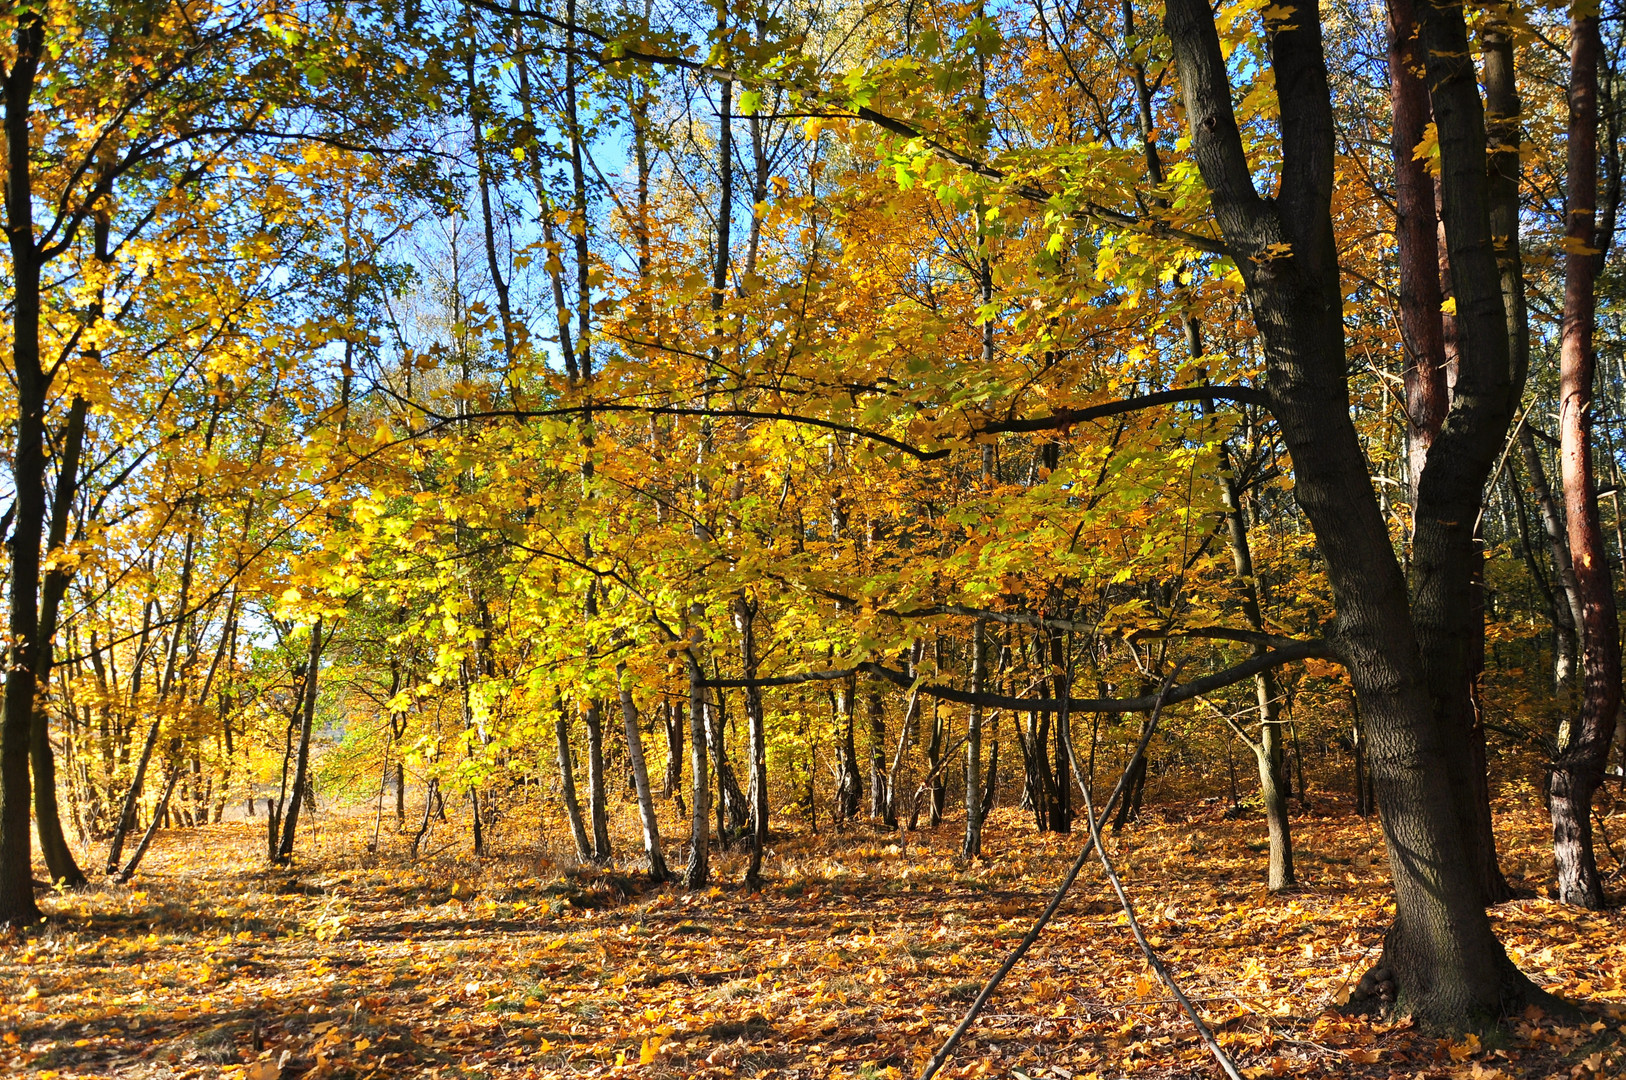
left=2, top=798, right=1624, bottom=1080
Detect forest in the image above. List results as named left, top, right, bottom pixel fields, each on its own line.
left=2, top=0, right=1626, bottom=1075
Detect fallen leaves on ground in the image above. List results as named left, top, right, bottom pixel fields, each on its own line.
left=1, top=797, right=1623, bottom=1079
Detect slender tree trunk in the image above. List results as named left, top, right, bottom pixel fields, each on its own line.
left=1518, top=425, right=1584, bottom=690
left=836, top=677, right=860, bottom=821
left=31, top=396, right=89, bottom=887
left=583, top=698, right=611, bottom=861
left=663, top=700, right=683, bottom=801
left=1047, top=632, right=1072, bottom=833
left=1216, top=438, right=1295, bottom=889
left=616, top=665, right=669, bottom=882
left=1386, top=0, right=1449, bottom=497
left=106, top=716, right=163, bottom=875
left=1550, top=7, right=1618, bottom=909
left=734, top=596, right=767, bottom=888
left=466, top=30, right=516, bottom=366
left=684, top=608, right=711, bottom=888
left=867, top=690, right=889, bottom=823
left=963, top=621, right=987, bottom=857
left=277, top=620, right=325, bottom=863
left=554, top=701, right=592, bottom=861
left=115, top=754, right=181, bottom=883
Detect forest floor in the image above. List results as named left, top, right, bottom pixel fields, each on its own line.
left=1, top=794, right=1624, bottom=1080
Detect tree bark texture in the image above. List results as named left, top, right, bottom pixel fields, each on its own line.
left=1164, top=0, right=1539, bottom=1027
left=1549, top=7, right=1618, bottom=910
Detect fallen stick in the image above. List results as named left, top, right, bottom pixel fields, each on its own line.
left=1075, top=672, right=1246, bottom=1080
left=915, top=664, right=1183, bottom=1080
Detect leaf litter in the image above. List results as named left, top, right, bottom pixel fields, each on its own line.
left=1, top=798, right=1622, bottom=1080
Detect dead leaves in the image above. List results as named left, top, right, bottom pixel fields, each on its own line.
left=1, top=803, right=1623, bottom=1079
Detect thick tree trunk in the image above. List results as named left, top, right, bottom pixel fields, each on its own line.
left=1550, top=8, right=1618, bottom=910
left=0, top=7, right=48, bottom=925
left=1165, top=0, right=1541, bottom=1027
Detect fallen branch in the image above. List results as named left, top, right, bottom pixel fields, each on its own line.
left=1077, top=675, right=1246, bottom=1080
left=915, top=664, right=1184, bottom=1080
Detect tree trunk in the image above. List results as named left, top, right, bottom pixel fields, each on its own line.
left=583, top=699, right=611, bottom=861
left=733, top=596, right=767, bottom=888
left=31, top=395, right=89, bottom=887
left=1164, top=0, right=1542, bottom=1026
left=1549, top=7, right=1618, bottom=910
left=684, top=608, right=711, bottom=888
left=106, top=715, right=163, bottom=875
left=963, top=621, right=987, bottom=857
left=617, top=665, right=669, bottom=882
left=554, top=702, right=592, bottom=862
left=1386, top=0, right=1449, bottom=497
left=867, top=690, right=890, bottom=824
left=277, top=620, right=325, bottom=863
left=836, top=677, right=860, bottom=821
left=116, top=747, right=182, bottom=882
left=1517, top=425, right=1583, bottom=691
left=0, top=6, right=49, bottom=924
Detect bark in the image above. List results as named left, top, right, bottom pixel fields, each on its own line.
left=867, top=690, right=890, bottom=824
left=106, top=713, right=163, bottom=874
left=466, top=34, right=515, bottom=366
left=114, top=754, right=181, bottom=883
left=32, top=395, right=90, bottom=887
left=1164, top=0, right=1541, bottom=1027
left=277, top=620, right=325, bottom=863
left=926, top=698, right=946, bottom=826
left=0, top=4, right=48, bottom=924
left=1218, top=441, right=1295, bottom=890
left=1386, top=0, right=1449, bottom=496
left=836, top=677, right=860, bottom=820
left=617, top=671, right=670, bottom=882
left=663, top=699, right=683, bottom=800
left=734, top=595, right=767, bottom=888
left=963, top=621, right=987, bottom=857
left=1549, top=7, right=1618, bottom=910
left=684, top=608, right=711, bottom=888
left=1518, top=425, right=1584, bottom=690
left=1047, top=632, right=1073, bottom=833
left=583, top=698, right=611, bottom=861
left=554, top=701, right=592, bottom=861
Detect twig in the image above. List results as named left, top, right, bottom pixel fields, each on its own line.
left=915, top=664, right=1183, bottom=1080
left=1077, top=672, right=1246, bottom=1080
